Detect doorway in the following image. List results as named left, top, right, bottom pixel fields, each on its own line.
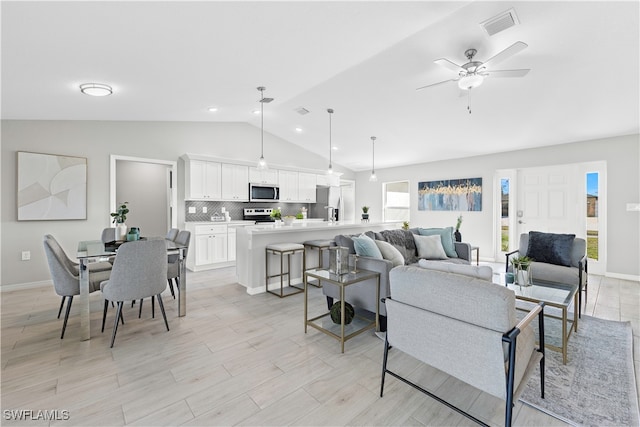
left=495, top=161, right=606, bottom=275
left=110, top=155, right=177, bottom=237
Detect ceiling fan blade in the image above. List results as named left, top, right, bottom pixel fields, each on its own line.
left=416, top=78, right=458, bottom=91
left=485, top=69, right=530, bottom=78
left=434, top=58, right=464, bottom=73
left=483, top=41, right=528, bottom=67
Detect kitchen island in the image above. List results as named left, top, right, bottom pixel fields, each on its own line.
left=236, top=221, right=400, bottom=294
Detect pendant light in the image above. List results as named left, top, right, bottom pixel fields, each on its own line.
left=369, top=136, right=378, bottom=182
left=327, top=108, right=334, bottom=174
left=257, top=86, right=273, bottom=170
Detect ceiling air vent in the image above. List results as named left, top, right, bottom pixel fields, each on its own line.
left=480, top=8, right=519, bottom=36
left=295, top=107, right=310, bottom=115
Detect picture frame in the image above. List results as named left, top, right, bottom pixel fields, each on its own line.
left=17, top=151, right=87, bottom=220
left=418, top=177, right=482, bottom=211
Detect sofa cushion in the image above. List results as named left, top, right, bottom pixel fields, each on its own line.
left=334, top=234, right=356, bottom=254
left=526, top=231, right=575, bottom=267
left=375, top=240, right=405, bottom=267
left=418, top=227, right=458, bottom=258
left=418, top=259, right=493, bottom=281
left=414, top=234, right=448, bottom=260
left=353, top=234, right=383, bottom=259
left=380, top=229, right=418, bottom=264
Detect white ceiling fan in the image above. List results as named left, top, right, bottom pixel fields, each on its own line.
left=417, top=41, right=530, bottom=92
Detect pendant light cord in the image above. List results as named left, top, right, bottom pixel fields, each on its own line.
left=260, top=88, right=265, bottom=157
left=327, top=108, right=334, bottom=171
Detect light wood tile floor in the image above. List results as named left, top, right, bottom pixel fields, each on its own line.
left=1, top=266, right=638, bottom=426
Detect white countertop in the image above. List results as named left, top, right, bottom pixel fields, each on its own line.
left=243, top=221, right=395, bottom=234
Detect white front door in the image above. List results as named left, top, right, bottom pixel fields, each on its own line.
left=516, top=164, right=585, bottom=238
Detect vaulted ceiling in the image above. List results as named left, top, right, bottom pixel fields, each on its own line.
left=2, top=1, right=638, bottom=171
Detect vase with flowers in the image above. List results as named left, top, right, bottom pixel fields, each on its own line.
left=454, top=215, right=463, bottom=242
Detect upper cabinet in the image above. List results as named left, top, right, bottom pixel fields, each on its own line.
left=221, top=164, right=249, bottom=201
left=298, top=172, right=317, bottom=203
left=249, top=167, right=278, bottom=185
left=278, top=170, right=299, bottom=202
left=316, top=173, right=340, bottom=187
left=186, top=160, right=221, bottom=200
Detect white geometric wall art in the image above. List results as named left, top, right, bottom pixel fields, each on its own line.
left=17, top=151, right=87, bottom=220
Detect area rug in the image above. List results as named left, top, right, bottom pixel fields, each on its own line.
left=519, top=315, right=639, bottom=427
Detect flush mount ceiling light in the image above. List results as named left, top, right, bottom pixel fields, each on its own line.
left=326, top=108, right=334, bottom=175
left=257, top=86, right=273, bottom=170
left=79, top=83, right=112, bottom=97
left=208, top=107, right=218, bottom=112
left=369, top=136, right=378, bottom=182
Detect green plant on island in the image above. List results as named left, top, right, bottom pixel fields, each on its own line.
left=295, top=213, right=304, bottom=219
left=110, top=202, right=129, bottom=224
left=361, top=206, right=369, bottom=213
left=270, top=208, right=281, bottom=220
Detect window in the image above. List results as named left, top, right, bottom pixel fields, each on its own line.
left=383, top=181, right=409, bottom=222
left=501, top=178, right=510, bottom=251
left=586, top=172, right=599, bottom=260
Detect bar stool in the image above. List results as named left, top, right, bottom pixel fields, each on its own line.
left=265, top=243, right=306, bottom=297
left=303, top=240, right=333, bottom=287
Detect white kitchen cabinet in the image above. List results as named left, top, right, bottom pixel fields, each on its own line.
left=249, top=167, right=278, bottom=185
left=186, top=160, right=221, bottom=200
left=317, top=173, right=340, bottom=187
left=221, top=164, right=249, bottom=201
left=278, top=170, right=299, bottom=202
left=187, top=223, right=229, bottom=271
left=298, top=172, right=317, bottom=202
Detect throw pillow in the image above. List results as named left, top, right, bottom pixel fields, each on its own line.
left=353, top=234, right=383, bottom=259
left=413, top=234, right=448, bottom=260
left=374, top=240, right=405, bottom=267
left=380, top=229, right=419, bottom=264
left=526, top=231, right=576, bottom=267
left=334, top=234, right=356, bottom=254
left=418, top=227, right=458, bottom=258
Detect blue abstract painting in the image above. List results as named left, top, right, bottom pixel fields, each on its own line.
left=418, top=177, right=482, bottom=211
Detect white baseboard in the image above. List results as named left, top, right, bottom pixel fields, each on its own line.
left=246, top=277, right=304, bottom=295
left=1, top=280, right=51, bottom=292
left=605, top=272, right=640, bottom=283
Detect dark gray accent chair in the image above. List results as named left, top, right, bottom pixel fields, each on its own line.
left=100, top=239, right=169, bottom=348
left=43, top=234, right=112, bottom=339
left=165, top=228, right=179, bottom=241
left=506, top=232, right=587, bottom=317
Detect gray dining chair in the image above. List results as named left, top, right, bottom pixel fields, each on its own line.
left=43, top=234, right=112, bottom=339
left=166, top=228, right=179, bottom=241
left=167, top=230, right=191, bottom=299
left=101, top=227, right=117, bottom=243
left=100, top=239, right=169, bottom=348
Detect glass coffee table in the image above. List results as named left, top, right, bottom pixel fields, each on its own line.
left=304, top=268, right=380, bottom=353
left=505, top=277, right=578, bottom=364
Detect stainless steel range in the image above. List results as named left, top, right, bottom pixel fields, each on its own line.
left=243, top=208, right=275, bottom=223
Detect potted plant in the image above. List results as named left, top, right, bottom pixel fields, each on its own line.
left=110, top=202, right=129, bottom=241
left=402, top=221, right=410, bottom=230
left=270, top=208, right=282, bottom=221
left=511, top=255, right=533, bottom=286
left=361, top=206, right=369, bottom=221
left=454, top=215, right=463, bottom=242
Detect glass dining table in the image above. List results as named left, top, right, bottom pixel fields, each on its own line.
left=76, top=238, right=187, bottom=341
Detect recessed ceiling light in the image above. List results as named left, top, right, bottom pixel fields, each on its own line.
left=252, top=110, right=261, bottom=115
left=79, top=83, right=112, bottom=97
left=295, top=127, right=303, bottom=133
left=332, top=146, right=338, bottom=150
left=208, top=107, right=218, bottom=112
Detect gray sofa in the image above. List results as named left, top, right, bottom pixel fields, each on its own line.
left=506, top=232, right=587, bottom=316
left=322, top=228, right=472, bottom=330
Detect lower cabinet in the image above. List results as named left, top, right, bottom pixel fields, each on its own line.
left=185, top=222, right=246, bottom=271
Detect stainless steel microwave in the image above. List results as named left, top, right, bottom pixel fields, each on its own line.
left=249, top=183, right=279, bottom=202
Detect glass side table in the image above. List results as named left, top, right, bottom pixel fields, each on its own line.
left=304, top=268, right=380, bottom=353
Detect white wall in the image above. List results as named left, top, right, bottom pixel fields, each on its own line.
left=1, top=120, right=354, bottom=287
left=355, top=134, right=640, bottom=279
